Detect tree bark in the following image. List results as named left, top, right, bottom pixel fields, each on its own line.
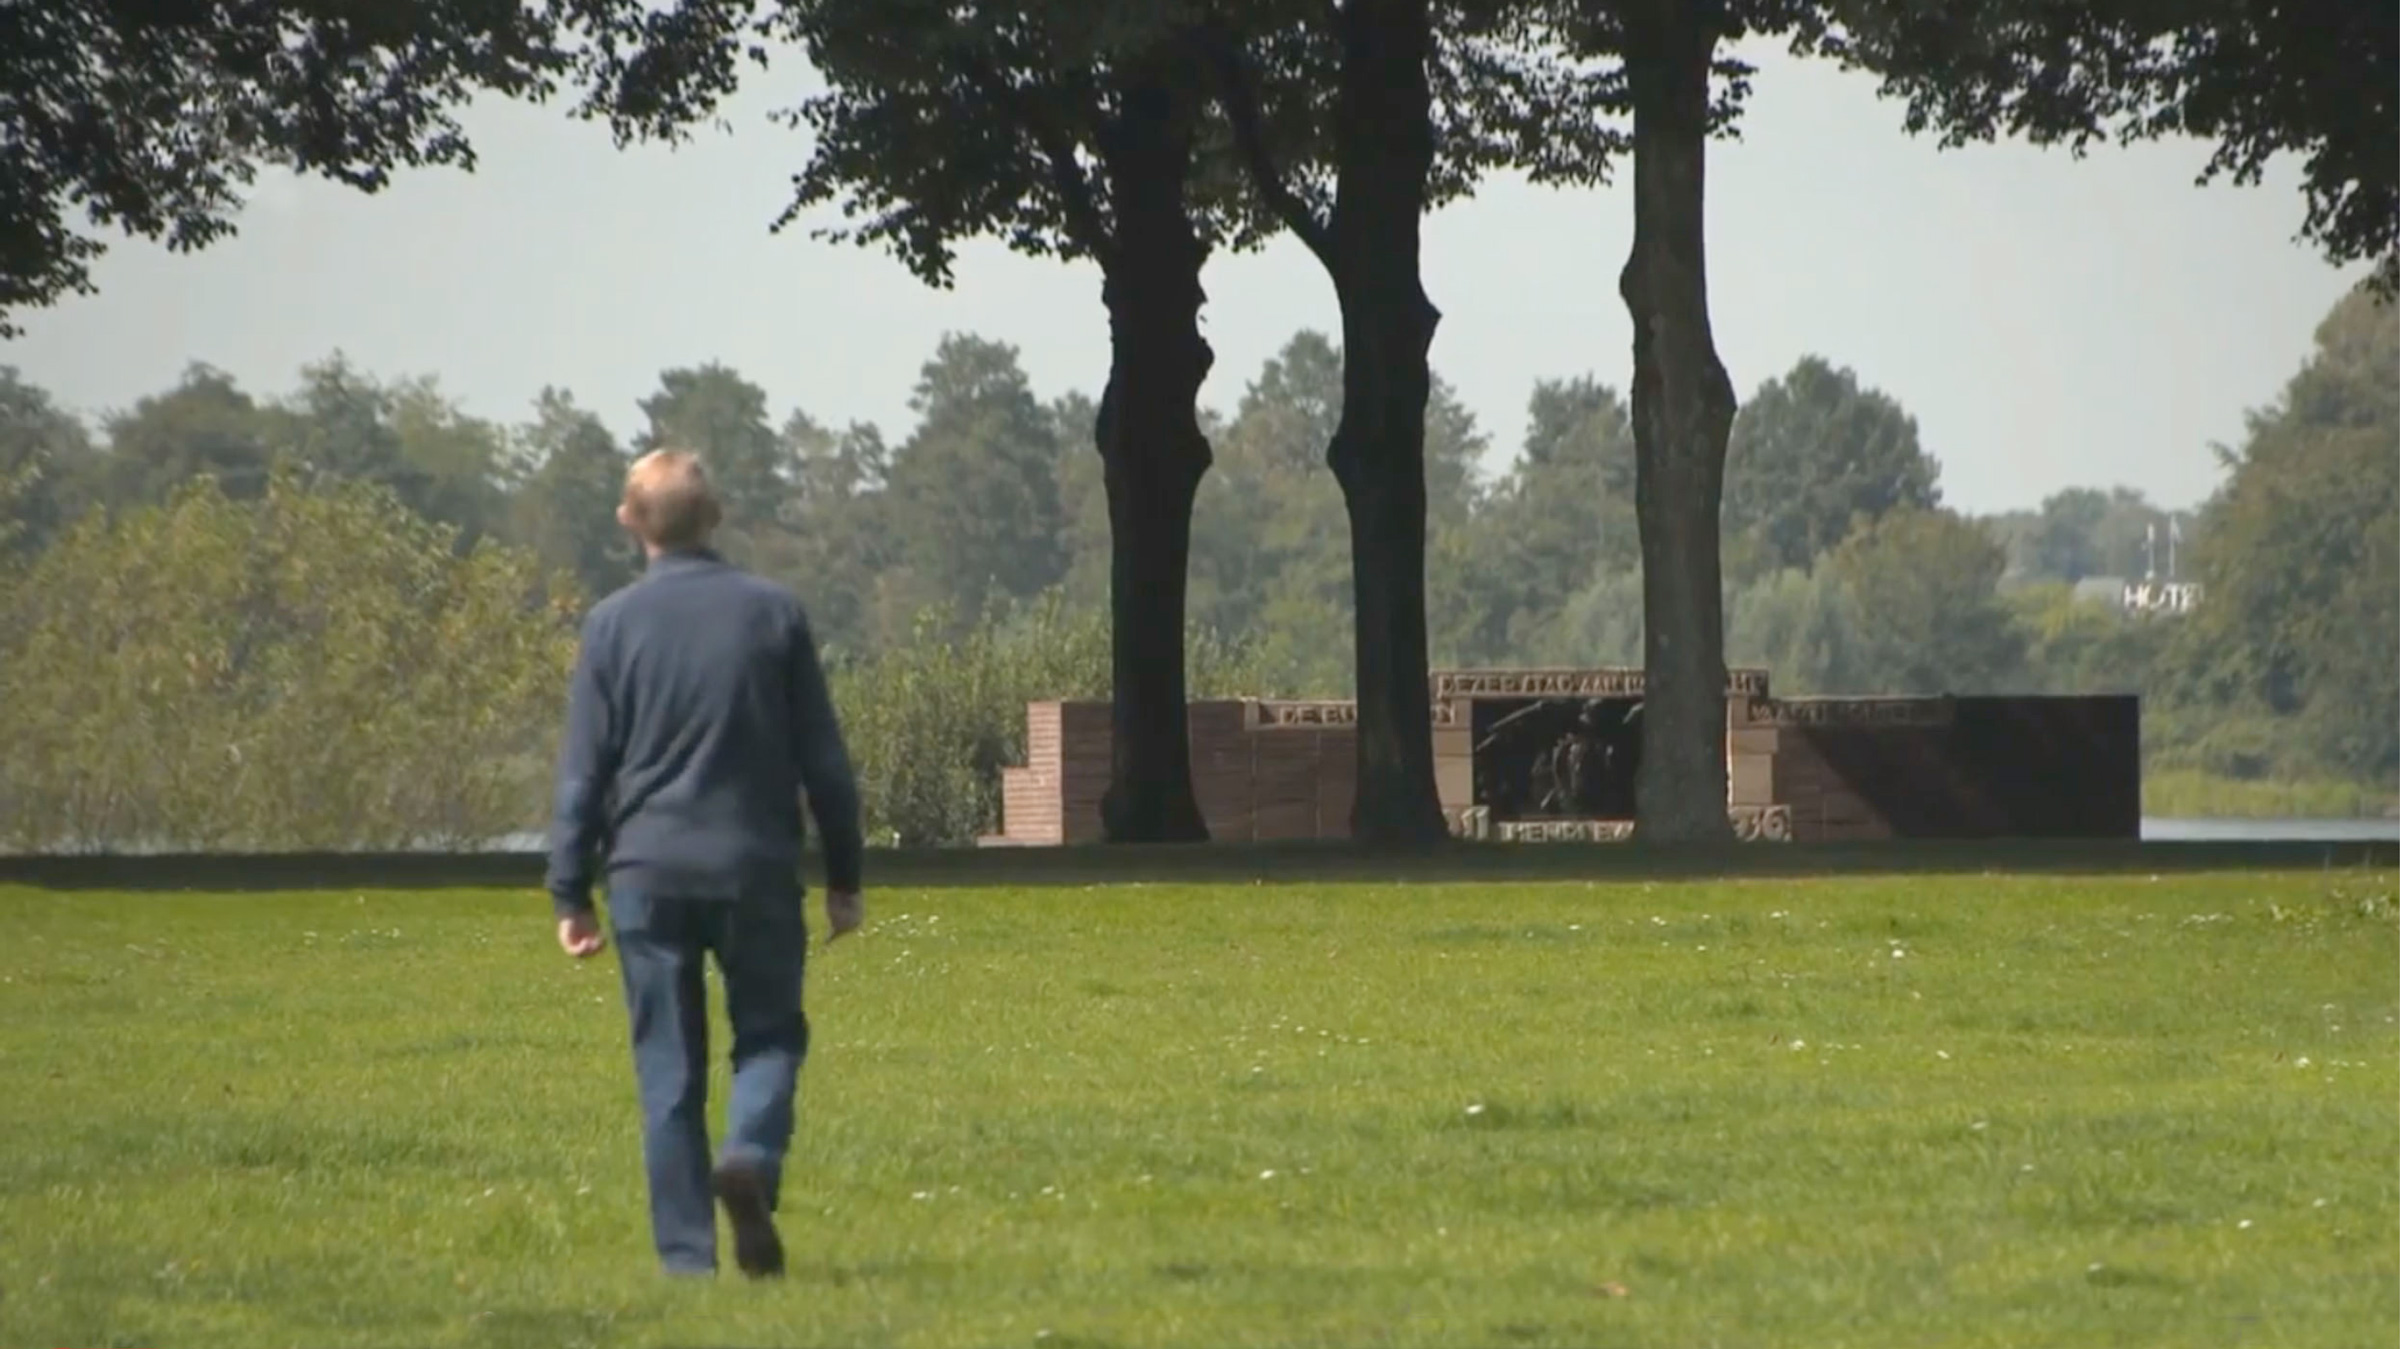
left=1328, top=268, right=1446, bottom=846
left=1094, top=64, right=1213, bottom=844
left=1620, top=0, right=1738, bottom=845
left=1325, top=0, right=1448, bottom=847
left=1201, top=0, right=1447, bottom=845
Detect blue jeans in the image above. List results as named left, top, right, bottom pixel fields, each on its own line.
left=607, top=883, right=810, bottom=1274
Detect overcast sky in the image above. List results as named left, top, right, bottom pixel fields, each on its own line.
left=1, top=42, right=2364, bottom=516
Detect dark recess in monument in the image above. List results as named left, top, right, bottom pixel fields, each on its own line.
left=1784, top=696, right=2142, bottom=839
left=1471, top=696, right=1643, bottom=822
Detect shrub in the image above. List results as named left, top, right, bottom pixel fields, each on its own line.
left=0, top=471, right=577, bottom=852
left=828, top=594, right=1268, bottom=846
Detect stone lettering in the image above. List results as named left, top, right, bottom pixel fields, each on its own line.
left=1252, top=698, right=1462, bottom=728
left=1250, top=700, right=1358, bottom=729
left=1731, top=804, right=1794, bottom=841
left=1484, top=804, right=1792, bottom=844
left=1431, top=667, right=1769, bottom=700
left=1744, top=698, right=1954, bottom=728
left=1496, top=818, right=1637, bottom=843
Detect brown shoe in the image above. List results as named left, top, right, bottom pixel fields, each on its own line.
left=710, top=1160, right=785, bottom=1278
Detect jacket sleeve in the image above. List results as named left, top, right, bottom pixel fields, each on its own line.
left=788, top=605, right=864, bottom=893
left=545, top=610, right=620, bottom=918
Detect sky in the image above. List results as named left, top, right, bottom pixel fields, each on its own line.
left=0, top=42, right=2366, bottom=517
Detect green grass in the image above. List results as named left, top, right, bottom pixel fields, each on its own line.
left=2143, top=768, right=2398, bottom=821
left=2, top=872, right=2394, bottom=1349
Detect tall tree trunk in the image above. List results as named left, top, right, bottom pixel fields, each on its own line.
left=1094, top=65, right=1213, bottom=844
left=1328, top=272, right=1446, bottom=846
left=1620, top=0, right=1737, bottom=845
left=1326, top=0, right=1448, bottom=847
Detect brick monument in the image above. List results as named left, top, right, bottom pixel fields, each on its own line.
left=980, top=667, right=2139, bottom=846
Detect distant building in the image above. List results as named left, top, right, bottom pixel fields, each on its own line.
left=2073, top=576, right=2128, bottom=609
left=2123, top=579, right=2203, bottom=615
left=2072, top=575, right=2204, bottom=616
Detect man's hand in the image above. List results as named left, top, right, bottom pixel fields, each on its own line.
left=824, top=889, right=864, bottom=943
left=558, top=910, right=607, bottom=958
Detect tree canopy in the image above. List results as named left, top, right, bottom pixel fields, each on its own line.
left=0, top=469, right=576, bottom=851
left=1820, top=0, right=2398, bottom=290
left=2169, top=285, right=2398, bottom=778
left=2, top=285, right=2391, bottom=847
left=0, top=1, right=566, bottom=334
left=1723, top=355, right=1942, bottom=579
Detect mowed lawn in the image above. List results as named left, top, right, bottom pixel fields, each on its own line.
left=1, top=871, right=2394, bottom=1349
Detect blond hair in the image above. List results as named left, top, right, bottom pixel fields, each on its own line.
left=622, top=448, right=721, bottom=549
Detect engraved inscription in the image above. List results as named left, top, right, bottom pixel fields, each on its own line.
left=1250, top=700, right=1358, bottom=729
left=1440, top=669, right=1644, bottom=700
left=1496, top=818, right=1636, bottom=843
left=1482, top=805, right=1793, bottom=844
left=1744, top=698, right=1953, bottom=728
left=1731, top=804, right=1794, bottom=841
left=1251, top=698, right=1461, bottom=728
left=1433, top=667, right=1770, bottom=700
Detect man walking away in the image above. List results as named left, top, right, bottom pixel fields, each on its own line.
left=545, top=447, right=866, bottom=1279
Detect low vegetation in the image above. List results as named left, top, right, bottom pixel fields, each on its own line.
left=4, top=869, right=2392, bottom=1347
left=2144, top=770, right=2397, bottom=823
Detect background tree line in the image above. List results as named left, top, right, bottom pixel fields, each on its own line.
left=2, top=283, right=2389, bottom=850
left=7, top=0, right=2387, bottom=850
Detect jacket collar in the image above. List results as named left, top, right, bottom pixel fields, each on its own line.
left=643, top=547, right=725, bottom=577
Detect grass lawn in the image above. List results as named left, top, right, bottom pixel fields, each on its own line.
left=1, top=870, right=2394, bottom=1349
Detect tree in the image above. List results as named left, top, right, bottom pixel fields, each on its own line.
left=1545, top=566, right=1647, bottom=667
left=0, top=457, right=30, bottom=558
left=770, top=408, right=893, bottom=659
left=1451, top=375, right=1638, bottom=662
left=266, top=355, right=416, bottom=496
left=1726, top=565, right=1864, bottom=694
left=2018, top=486, right=2170, bottom=584
left=878, top=334, right=1070, bottom=631
left=0, top=468, right=576, bottom=851
left=1190, top=338, right=1350, bottom=682
left=257, top=355, right=514, bottom=544
left=1722, top=354, right=1941, bottom=576
left=1551, top=0, right=2391, bottom=843
left=507, top=387, right=639, bottom=602
left=1420, top=372, right=1496, bottom=663
left=1523, top=374, right=1639, bottom=497
left=388, top=375, right=512, bottom=548
left=1824, top=0, right=2398, bottom=294
left=2172, top=284, right=2398, bottom=780
left=561, top=0, right=1290, bottom=843
left=2021, top=489, right=2107, bottom=583
left=0, top=1, right=565, bottom=335
left=100, top=363, right=277, bottom=507
left=0, top=367, right=97, bottom=556
left=2007, top=582, right=2176, bottom=698
left=633, top=363, right=794, bottom=558
left=559, top=1, right=1613, bottom=842
left=1186, top=329, right=1487, bottom=690
left=1824, top=506, right=2026, bottom=695
left=1208, top=0, right=1622, bottom=843
left=1539, top=0, right=1798, bottom=842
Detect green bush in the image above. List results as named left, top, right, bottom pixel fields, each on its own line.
left=2143, top=769, right=2397, bottom=821
left=0, top=477, right=1284, bottom=854
left=827, top=594, right=1268, bottom=846
left=0, top=471, right=578, bottom=852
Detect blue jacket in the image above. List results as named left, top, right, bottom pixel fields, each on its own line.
left=545, top=549, right=863, bottom=917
